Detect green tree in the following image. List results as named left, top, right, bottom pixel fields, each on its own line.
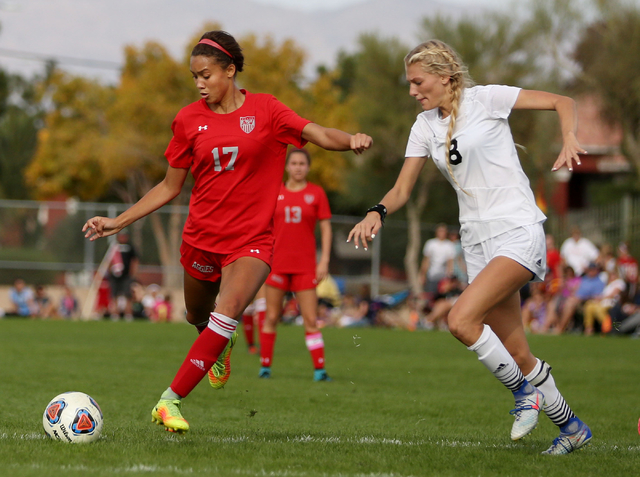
left=574, top=1, right=640, bottom=177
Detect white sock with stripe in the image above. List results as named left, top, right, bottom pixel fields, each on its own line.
left=525, top=358, right=575, bottom=427
left=208, top=312, right=238, bottom=339
left=467, top=324, right=528, bottom=393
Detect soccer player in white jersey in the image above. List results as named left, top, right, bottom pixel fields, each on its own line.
left=347, top=40, right=591, bottom=455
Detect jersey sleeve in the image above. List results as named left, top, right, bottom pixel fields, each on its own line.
left=405, top=117, right=431, bottom=158
left=316, top=186, right=332, bottom=220
left=269, top=96, right=312, bottom=148
left=484, top=85, right=521, bottom=119
left=164, top=110, right=193, bottom=169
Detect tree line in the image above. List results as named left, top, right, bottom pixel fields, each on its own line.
left=2, top=0, right=640, bottom=290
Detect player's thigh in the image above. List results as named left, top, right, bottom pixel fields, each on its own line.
left=448, top=256, right=532, bottom=341
left=217, top=257, right=270, bottom=319
left=296, top=288, right=319, bottom=329
left=183, top=272, right=220, bottom=324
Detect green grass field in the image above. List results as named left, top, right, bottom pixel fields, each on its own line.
left=1, top=319, right=639, bottom=477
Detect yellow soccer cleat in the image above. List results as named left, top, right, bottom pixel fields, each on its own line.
left=208, top=331, right=238, bottom=389
left=151, top=399, right=190, bottom=434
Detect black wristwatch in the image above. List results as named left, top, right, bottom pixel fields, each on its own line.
left=366, top=204, right=387, bottom=224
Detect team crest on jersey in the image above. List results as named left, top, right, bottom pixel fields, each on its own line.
left=240, top=116, right=255, bottom=134
left=304, top=194, right=315, bottom=204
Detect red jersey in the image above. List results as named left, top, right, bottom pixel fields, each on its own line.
left=546, top=248, right=561, bottom=280
left=165, top=90, right=311, bottom=253
left=618, top=255, right=638, bottom=283
left=271, top=182, right=331, bottom=274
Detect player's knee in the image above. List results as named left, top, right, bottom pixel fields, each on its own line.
left=446, top=306, right=480, bottom=344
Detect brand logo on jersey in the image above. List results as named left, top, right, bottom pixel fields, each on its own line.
left=277, top=194, right=285, bottom=201
left=192, top=261, right=214, bottom=273
left=536, top=258, right=542, bottom=267
left=250, top=249, right=260, bottom=254
left=198, top=125, right=208, bottom=131
left=304, top=194, right=315, bottom=204
left=271, top=274, right=284, bottom=284
left=240, top=116, right=255, bottom=134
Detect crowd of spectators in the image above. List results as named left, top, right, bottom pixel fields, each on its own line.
left=2, top=278, right=79, bottom=319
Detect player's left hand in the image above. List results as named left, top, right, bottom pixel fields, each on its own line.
left=350, top=133, right=373, bottom=155
left=551, top=131, right=586, bottom=172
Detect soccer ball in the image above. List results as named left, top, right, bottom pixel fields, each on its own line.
left=43, top=391, right=103, bottom=443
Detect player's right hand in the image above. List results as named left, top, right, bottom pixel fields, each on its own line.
left=82, top=217, right=121, bottom=241
left=346, top=212, right=382, bottom=251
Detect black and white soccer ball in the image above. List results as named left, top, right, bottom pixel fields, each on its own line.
left=43, top=391, right=103, bottom=443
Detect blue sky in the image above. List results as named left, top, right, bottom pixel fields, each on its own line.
left=253, top=0, right=505, bottom=10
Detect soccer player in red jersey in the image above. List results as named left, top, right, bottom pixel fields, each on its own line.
left=82, top=30, right=372, bottom=433
left=259, top=148, right=332, bottom=381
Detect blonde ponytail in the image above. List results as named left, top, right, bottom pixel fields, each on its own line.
left=405, top=40, right=473, bottom=194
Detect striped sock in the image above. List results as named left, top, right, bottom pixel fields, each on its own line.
left=526, top=358, right=576, bottom=427
left=467, top=324, right=526, bottom=392
left=305, top=331, right=326, bottom=370
left=169, top=313, right=238, bottom=397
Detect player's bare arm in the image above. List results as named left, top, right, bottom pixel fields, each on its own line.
left=513, top=89, right=587, bottom=172
left=316, top=219, right=332, bottom=282
left=83, top=166, right=189, bottom=241
left=301, top=123, right=372, bottom=154
left=347, top=156, right=427, bottom=250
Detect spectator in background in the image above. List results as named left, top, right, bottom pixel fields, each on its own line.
left=542, top=265, right=581, bottom=333
left=33, top=285, right=55, bottom=319
left=153, top=292, right=173, bottom=323
left=608, top=275, right=640, bottom=336
left=596, top=243, right=617, bottom=281
left=582, top=268, right=625, bottom=336
left=521, top=282, right=548, bottom=334
left=560, top=226, right=599, bottom=277
left=107, top=230, right=139, bottom=320
left=616, top=242, right=638, bottom=296
left=420, top=224, right=455, bottom=297
left=448, top=229, right=468, bottom=285
left=546, top=234, right=562, bottom=282
left=8, top=278, right=35, bottom=317
left=130, top=280, right=148, bottom=320
left=58, top=285, right=79, bottom=319
left=422, top=275, right=464, bottom=330
left=554, top=262, right=605, bottom=334
left=142, top=284, right=163, bottom=319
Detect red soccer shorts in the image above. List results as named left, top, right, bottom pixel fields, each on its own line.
left=265, top=271, right=317, bottom=292
left=180, top=240, right=273, bottom=282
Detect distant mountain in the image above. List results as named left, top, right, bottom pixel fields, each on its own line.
left=0, top=0, right=488, bottom=82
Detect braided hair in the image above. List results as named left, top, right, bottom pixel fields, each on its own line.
left=405, top=40, right=474, bottom=193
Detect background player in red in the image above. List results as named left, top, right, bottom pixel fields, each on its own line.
left=259, top=148, right=333, bottom=381
left=82, top=30, right=372, bottom=433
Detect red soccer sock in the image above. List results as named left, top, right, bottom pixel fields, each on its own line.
left=242, top=314, right=255, bottom=346
left=257, top=310, right=266, bottom=333
left=259, top=331, right=276, bottom=367
left=305, top=331, right=325, bottom=370
left=170, top=326, right=229, bottom=398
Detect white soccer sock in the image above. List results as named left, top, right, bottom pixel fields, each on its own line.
left=254, top=297, right=267, bottom=313
left=208, top=312, right=238, bottom=339
left=467, top=324, right=526, bottom=393
left=525, top=358, right=575, bottom=427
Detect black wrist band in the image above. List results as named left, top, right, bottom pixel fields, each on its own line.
left=366, top=204, right=387, bottom=224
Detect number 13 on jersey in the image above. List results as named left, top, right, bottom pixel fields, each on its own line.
left=284, top=206, right=301, bottom=223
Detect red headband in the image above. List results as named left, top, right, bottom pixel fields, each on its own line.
left=197, top=39, right=233, bottom=58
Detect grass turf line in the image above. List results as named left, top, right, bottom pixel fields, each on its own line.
left=1, top=319, right=639, bottom=476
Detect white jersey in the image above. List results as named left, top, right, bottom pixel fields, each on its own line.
left=405, top=85, right=546, bottom=247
